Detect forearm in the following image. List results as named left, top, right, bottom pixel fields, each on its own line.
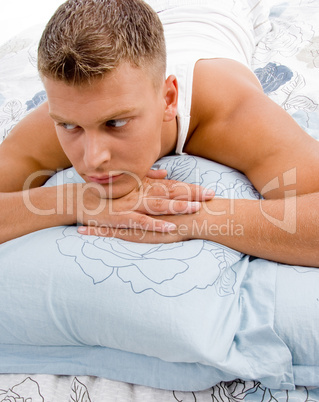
left=0, top=185, right=77, bottom=244
left=195, top=194, right=319, bottom=267
left=0, top=175, right=212, bottom=243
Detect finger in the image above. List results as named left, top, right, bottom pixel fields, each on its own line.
left=167, top=182, right=215, bottom=201
left=78, top=225, right=114, bottom=237
left=109, top=228, right=181, bottom=243
left=78, top=225, right=181, bottom=243
left=144, top=178, right=215, bottom=201
left=78, top=213, right=177, bottom=235
left=140, top=198, right=202, bottom=215
left=146, top=169, right=167, bottom=179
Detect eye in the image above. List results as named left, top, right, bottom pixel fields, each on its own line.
left=60, top=123, right=78, bottom=130
left=106, top=119, right=128, bottom=128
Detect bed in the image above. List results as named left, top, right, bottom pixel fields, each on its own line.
left=1, top=0, right=319, bottom=400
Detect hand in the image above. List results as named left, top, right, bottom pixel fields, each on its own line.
left=76, top=170, right=214, bottom=235
left=79, top=213, right=192, bottom=243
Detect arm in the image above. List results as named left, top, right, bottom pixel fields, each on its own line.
left=0, top=102, right=71, bottom=192
left=186, top=59, right=319, bottom=198
left=89, top=194, right=319, bottom=267
left=0, top=105, right=212, bottom=243
left=194, top=195, right=319, bottom=267
left=88, top=59, right=319, bottom=267
left=184, top=59, right=319, bottom=266
left=0, top=185, right=76, bottom=243
left=0, top=102, right=73, bottom=242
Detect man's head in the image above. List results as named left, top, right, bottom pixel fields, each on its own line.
left=39, top=0, right=178, bottom=199
left=37, top=0, right=167, bottom=88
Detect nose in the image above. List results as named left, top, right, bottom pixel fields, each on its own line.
left=83, top=131, right=111, bottom=171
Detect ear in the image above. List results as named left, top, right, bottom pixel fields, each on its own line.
left=163, top=75, right=178, bottom=122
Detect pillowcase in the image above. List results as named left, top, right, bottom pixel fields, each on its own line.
left=0, top=154, right=298, bottom=391
left=0, top=24, right=46, bottom=142
left=1, top=1, right=319, bottom=391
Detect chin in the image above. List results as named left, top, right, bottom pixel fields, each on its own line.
left=98, top=179, right=139, bottom=200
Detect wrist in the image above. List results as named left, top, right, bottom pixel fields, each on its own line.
left=189, top=198, right=244, bottom=242
left=40, top=184, right=79, bottom=226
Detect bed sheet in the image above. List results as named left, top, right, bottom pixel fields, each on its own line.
left=1, top=374, right=319, bottom=402
left=1, top=0, right=319, bottom=400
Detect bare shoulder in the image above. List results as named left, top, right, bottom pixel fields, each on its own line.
left=185, top=58, right=319, bottom=197
left=194, top=58, right=262, bottom=91
left=185, top=58, right=264, bottom=163
left=0, top=102, right=71, bottom=192
left=188, top=58, right=262, bottom=134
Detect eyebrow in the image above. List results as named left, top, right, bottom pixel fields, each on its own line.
left=49, top=108, right=136, bottom=124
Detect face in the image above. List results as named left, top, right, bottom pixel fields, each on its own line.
left=43, top=63, right=177, bottom=198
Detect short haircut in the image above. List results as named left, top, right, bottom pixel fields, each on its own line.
left=38, top=0, right=167, bottom=87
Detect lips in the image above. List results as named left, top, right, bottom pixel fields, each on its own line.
left=87, top=173, right=123, bottom=184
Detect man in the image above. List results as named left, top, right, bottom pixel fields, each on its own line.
left=0, top=0, right=319, bottom=266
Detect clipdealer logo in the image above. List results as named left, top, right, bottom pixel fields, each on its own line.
left=22, top=167, right=298, bottom=236
left=259, top=168, right=297, bottom=234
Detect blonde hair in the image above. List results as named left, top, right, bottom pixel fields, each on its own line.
left=38, top=0, right=166, bottom=87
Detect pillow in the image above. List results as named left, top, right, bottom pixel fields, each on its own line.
left=274, top=263, right=319, bottom=387
left=0, top=24, right=46, bottom=142
left=146, top=0, right=271, bottom=47
left=1, top=2, right=319, bottom=392
left=0, top=154, right=299, bottom=391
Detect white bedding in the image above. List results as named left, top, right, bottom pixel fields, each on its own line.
left=1, top=0, right=319, bottom=400
left=0, top=0, right=64, bottom=47
left=1, top=374, right=318, bottom=401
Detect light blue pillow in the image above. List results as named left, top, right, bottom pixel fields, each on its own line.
left=274, top=263, right=319, bottom=387
left=0, top=155, right=317, bottom=391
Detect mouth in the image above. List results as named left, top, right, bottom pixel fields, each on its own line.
left=86, top=173, right=124, bottom=185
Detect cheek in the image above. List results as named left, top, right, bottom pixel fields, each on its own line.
left=56, top=132, right=83, bottom=165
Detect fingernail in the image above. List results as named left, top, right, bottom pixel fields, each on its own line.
left=189, top=201, right=201, bottom=209
left=78, top=226, right=87, bottom=233
left=204, top=189, right=215, bottom=197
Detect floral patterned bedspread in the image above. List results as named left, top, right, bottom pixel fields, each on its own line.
left=0, top=0, right=319, bottom=400
left=251, top=0, right=319, bottom=142
left=0, top=375, right=319, bottom=402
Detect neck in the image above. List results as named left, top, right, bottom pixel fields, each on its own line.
left=159, top=117, right=178, bottom=158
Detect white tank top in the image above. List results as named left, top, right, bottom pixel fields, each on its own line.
left=145, top=0, right=271, bottom=153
